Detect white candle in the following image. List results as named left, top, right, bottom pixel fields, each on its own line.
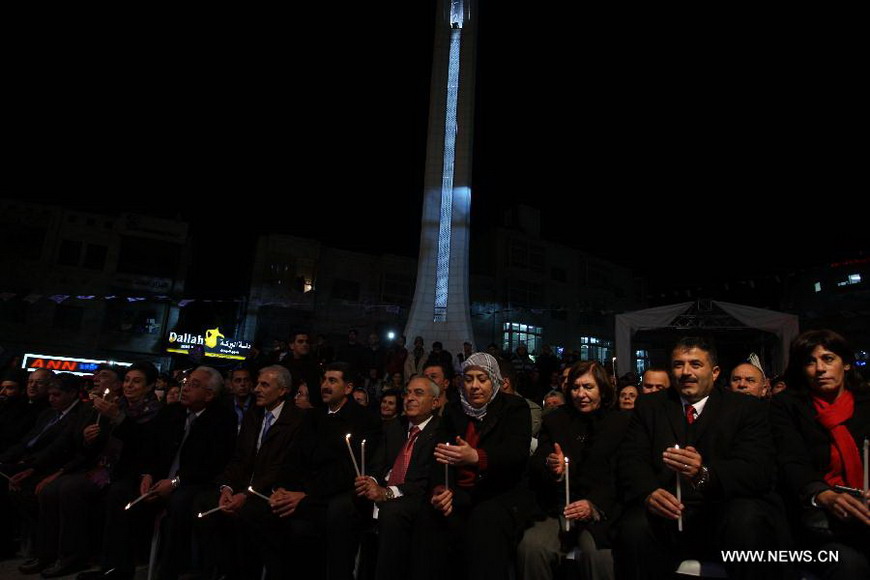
left=444, top=442, right=450, bottom=489
left=675, top=444, right=683, bottom=532
left=564, top=457, right=570, bottom=532
left=361, top=439, right=366, bottom=477
left=345, top=433, right=361, bottom=477
left=863, top=437, right=868, bottom=507
left=0, top=471, right=12, bottom=482
left=124, top=491, right=152, bottom=510
left=94, top=388, right=111, bottom=425
left=198, top=505, right=222, bottom=518
left=247, top=486, right=271, bottom=502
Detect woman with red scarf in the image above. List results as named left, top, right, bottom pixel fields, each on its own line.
left=771, top=329, right=870, bottom=579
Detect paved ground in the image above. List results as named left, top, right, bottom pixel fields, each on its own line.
left=0, top=556, right=148, bottom=579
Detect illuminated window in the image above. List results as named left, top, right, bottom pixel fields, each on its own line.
left=579, top=336, right=613, bottom=363
left=635, top=349, right=649, bottom=375
left=814, top=282, right=821, bottom=292
left=503, top=322, right=543, bottom=355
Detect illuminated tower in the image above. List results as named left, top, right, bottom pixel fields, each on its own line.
left=404, top=0, right=477, bottom=356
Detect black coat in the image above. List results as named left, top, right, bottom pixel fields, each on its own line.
left=436, top=393, right=534, bottom=519
left=277, top=399, right=382, bottom=501
left=618, top=387, right=775, bottom=507
left=531, top=405, right=630, bottom=522
left=221, top=401, right=306, bottom=494
left=0, top=397, right=47, bottom=454
left=143, top=402, right=237, bottom=487
left=0, top=400, right=88, bottom=469
left=370, top=415, right=442, bottom=499
left=770, top=388, right=870, bottom=507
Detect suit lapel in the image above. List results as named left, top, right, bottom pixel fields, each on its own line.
left=408, top=416, right=439, bottom=464
left=690, top=388, right=720, bottom=446
left=665, top=389, right=687, bottom=446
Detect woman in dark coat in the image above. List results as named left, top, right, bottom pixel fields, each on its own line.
left=770, top=329, right=870, bottom=580
left=416, top=352, right=533, bottom=580
left=517, top=360, right=630, bottom=580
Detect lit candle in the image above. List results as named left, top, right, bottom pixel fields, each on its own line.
left=247, top=486, right=271, bottom=502
left=675, top=444, right=683, bottom=532
left=564, top=456, right=571, bottom=532
left=124, top=490, right=153, bottom=511
left=612, top=357, right=617, bottom=380
left=444, top=442, right=450, bottom=489
left=361, top=439, right=366, bottom=477
left=345, top=433, right=361, bottom=477
left=197, top=505, right=223, bottom=518
left=94, top=388, right=110, bottom=425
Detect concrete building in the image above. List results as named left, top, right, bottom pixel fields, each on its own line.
left=0, top=199, right=189, bottom=368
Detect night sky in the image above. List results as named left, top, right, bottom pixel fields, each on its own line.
left=7, top=3, right=867, bottom=297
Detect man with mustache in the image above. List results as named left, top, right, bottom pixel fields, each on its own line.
left=249, top=361, right=382, bottom=579
left=615, top=337, right=786, bottom=580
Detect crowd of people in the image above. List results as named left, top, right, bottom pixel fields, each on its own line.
left=0, top=328, right=868, bottom=580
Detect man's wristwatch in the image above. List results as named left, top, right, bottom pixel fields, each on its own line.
left=690, top=465, right=710, bottom=491
left=382, top=487, right=395, bottom=502
left=171, top=476, right=181, bottom=490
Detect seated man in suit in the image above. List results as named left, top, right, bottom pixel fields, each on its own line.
left=196, top=365, right=306, bottom=579
left=118, top=366, right=236, bottom=580
left=355, top=375, right=442, bottom=580
left=2, top=373, right=87, bottom=574
left=249, top=361, right=382, bottom=579
left=614, top=336, right=785, bottom=580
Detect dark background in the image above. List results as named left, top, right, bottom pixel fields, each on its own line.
left=5, top=3, right=866, bottom=298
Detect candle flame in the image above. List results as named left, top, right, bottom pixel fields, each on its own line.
left=345, top=433, right=351, bottom=440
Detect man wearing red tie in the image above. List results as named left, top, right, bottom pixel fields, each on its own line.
left=355, top=376, right=442, bottom=580
left=615, top=337, right=786, bottom=580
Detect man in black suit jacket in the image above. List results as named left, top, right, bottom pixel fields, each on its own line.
left=615, top=337, right=781, bottom=580
left=197, top=365, right=306, bottom=579
left=355, top=376, right=442, bottom=580
left=135, top=366, right=236, bottom=579
left=251, top=361, right=382, bottom=579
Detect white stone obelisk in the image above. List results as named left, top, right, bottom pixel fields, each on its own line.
left=404, top=0, right=477, bottom=357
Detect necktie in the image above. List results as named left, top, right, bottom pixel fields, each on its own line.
left=168, top=411, right=196, bottom=478
left=257, top=411, right=274, bottom=451
left=27, top=411, right=62, bottom=448
left=388, top=426, right=421, bottom=486
left=685, top=404, right=697, bottom=425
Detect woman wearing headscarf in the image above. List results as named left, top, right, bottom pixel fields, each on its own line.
left=770, top=329, right=870, bottom=579
left=413, top=352, right=534, bottom=580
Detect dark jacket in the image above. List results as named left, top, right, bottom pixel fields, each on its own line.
left=770, top=388, right=870, bottom=507
left=221, top=401, right=306, bottom=494
left=370, top=415, right=441, bottom=499
left=143, top=402, right=237, bottom=487
left=277, top=399, right=382, bottom=501
left=0, top=400, right=88, bottom=469
left=618, top=387, right=775, bottom=507
left=0, top=397, right=48, bottom=454
left=435, top=393, right=533, bottom=518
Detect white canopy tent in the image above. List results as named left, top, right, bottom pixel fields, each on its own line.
left=615, top=301, right=800, bottom=376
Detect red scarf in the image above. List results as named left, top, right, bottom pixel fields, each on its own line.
left=812, top=389, right=862, bottom=489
